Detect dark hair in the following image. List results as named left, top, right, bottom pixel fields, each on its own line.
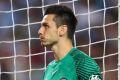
left=44, top=5, right=77, bottom=40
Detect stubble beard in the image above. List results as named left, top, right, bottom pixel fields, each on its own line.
left=40, top=40, right=58, bottom=48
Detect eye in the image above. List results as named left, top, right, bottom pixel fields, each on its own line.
left=41, top=23, right=49, bottom=28
left=44, top=25, right=49, bottom=28
left=44, top=25, right=49, bottom=30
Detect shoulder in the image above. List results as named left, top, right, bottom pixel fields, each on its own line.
left=44, top=60, right=56, bottom=75
left=47, top=60, right=56, bottom=67
left=70, top=48, right=102, bottom=80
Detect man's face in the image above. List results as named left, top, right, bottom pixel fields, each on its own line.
left=38, top=14, right=59, bottom=47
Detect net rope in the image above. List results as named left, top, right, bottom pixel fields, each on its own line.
left=0, top=0, right=119, bottom=80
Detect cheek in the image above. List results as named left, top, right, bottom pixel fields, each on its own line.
left=44, top=27, right=59, bottom=39
left=48, top=30, right=59, bottom=40
left=52, top=30, right=59, bottom=37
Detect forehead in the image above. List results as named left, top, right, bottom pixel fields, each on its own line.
left=41, top=14, right=55, bottom=23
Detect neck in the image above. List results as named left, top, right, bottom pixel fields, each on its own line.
left=51, top=39, right=73, bottom=61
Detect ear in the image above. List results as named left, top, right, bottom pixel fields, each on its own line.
left=58, top=25, right=67, bottom=37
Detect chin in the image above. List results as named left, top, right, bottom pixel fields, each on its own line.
left=41, top=42, right=51, bottom=47
left=41, top=43, right=47, bottom=47
left=41, top=41, right=56, bottom=47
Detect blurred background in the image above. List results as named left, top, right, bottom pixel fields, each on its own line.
left=0, top=0, right=118, bottom=80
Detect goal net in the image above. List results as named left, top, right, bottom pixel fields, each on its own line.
left=0, top=0, right=119, bottom=80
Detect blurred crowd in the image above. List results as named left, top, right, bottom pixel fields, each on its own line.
left=0, top=0, right=118, bottom=80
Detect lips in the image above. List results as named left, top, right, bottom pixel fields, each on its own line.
left=40, top=39, right=45, bottom=42
left=38, top=34, right=45, bottom=42
left=40, top=36, right=45, bottom=42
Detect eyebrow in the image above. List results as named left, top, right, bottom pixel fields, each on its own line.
left=41, top=22, right=48, bottom=26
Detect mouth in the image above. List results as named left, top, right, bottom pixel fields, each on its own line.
left=40, top=39, right=45, bottom=42
left=38, top=35, right=44, bottom=40
left=39, top=37, right=45, bottom=42
left=38, top=34, right=46, bottom=43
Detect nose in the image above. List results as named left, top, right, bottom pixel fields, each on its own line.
left=38, top=26, right=44, bottom=35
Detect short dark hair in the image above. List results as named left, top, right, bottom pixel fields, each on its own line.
left=44, top=5, right=77, bottom=40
